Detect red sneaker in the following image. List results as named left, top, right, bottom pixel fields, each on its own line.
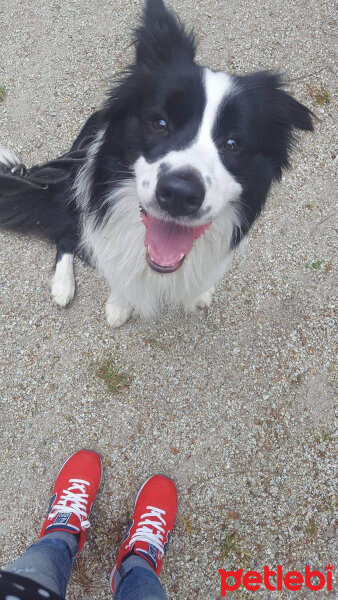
left=110, top=475, right=177, bottom=593
left=39, top=449, right=103, bottom=555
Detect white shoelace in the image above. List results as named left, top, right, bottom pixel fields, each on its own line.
left=127, top=506, right=167, bottom=556
left=48, top=478, right=91, bottom=530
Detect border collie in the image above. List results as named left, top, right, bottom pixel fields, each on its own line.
left=0, top=0, right=313, bottom=327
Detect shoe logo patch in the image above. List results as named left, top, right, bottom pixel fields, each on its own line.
left=54, top=512, right=71, bottom=525
left=148, top=544, right=158, bottom=568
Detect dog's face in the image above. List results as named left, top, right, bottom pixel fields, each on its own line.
left=134, top=67, right=242, bottom=227
left=133, top=65, right=246, bottom=272
left=102, top=0, right=313, bottom=273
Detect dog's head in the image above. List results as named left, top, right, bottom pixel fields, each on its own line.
left=101, top=0, right=313, bottom=273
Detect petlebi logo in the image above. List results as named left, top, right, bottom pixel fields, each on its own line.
left=218, top=564, right=334, bottom=596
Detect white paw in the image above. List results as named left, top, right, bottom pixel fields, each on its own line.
left=195, top=286, right=215, bottom=309
left=51, top=274, right=75, bottom=307
left=0, top=146, right=20, bottom=168
left=50, top=253, right=75, bottom=307
left=105, top=300, right=132, bottom=328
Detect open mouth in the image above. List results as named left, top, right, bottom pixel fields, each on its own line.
left=141, top=208, right=211, bottom=274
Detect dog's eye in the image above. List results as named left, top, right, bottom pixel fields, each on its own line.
left=152, top=118, right=168, bottom=132
left=226, top=138, right=240, bottom=152
left=216, top=137, right=241, bottom=154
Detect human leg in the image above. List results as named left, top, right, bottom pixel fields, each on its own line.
left=2, top=449, right=102, bottom=598
left=110, top=475, right=177, bottom=599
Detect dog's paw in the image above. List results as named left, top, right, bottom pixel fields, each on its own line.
left=105, top=300, right=132, bottom=328
left=195, top=286, right=215, bottom=309
left=50, top=254, right=75, bottom=307
left=0, top=146, right=20, bottom=168
left=51, top=275, right=75, bottom=307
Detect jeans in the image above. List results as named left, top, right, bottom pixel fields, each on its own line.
left=5, top=532, right=167, bottom=599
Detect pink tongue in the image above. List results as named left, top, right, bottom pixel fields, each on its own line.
left=142, top=214, right=210, bottom=267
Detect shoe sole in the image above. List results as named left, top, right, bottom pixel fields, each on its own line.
left=109, top=474, right=176, bottom=592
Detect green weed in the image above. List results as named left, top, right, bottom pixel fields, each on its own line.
left=306, top=519, right=318, bottom=536
left=307, top=84, right=331, bottom=105
left=96, top=358, right=132, bottom=393
left=220, top=532, right=239, bottom=561
left=305, top=260, right=323, bottom=269
left=144, top=337, right=164, bottom=349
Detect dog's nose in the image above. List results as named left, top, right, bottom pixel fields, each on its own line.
left=156, top=170, right=205, bottom=217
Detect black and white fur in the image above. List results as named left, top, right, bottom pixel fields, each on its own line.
left=0, top=0, right=313, bottom=327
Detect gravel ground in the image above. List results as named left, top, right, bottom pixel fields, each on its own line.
left=0, top=1, right=337, bottom=599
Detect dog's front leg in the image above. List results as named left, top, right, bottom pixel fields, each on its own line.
left=105, top=293, right=132, bottom=328
left=51, top=238, right=76, bottom=307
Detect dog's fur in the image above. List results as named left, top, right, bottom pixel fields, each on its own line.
left=0, top=0, right=313, bottom=326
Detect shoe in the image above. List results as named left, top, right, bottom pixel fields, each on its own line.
left=39, top=449, right=103, bottom=555
left=110, top=475, right=177, bottom=593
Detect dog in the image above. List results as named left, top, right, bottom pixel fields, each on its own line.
left=0, top=0, right=313, bottom=327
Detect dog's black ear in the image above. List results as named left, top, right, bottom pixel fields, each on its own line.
left=276, top=83, right=314, bottom=133
left=135, top=0, right=196, bottom=67
left=239, top=72, right=314, bottom=179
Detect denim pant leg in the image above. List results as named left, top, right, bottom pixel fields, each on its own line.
left=114, top=556, right=168, bottom=600
left=4, top=532, right=78, bottom=599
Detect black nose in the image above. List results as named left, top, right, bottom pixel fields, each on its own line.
left=156, top=170, right=205, bottom=217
